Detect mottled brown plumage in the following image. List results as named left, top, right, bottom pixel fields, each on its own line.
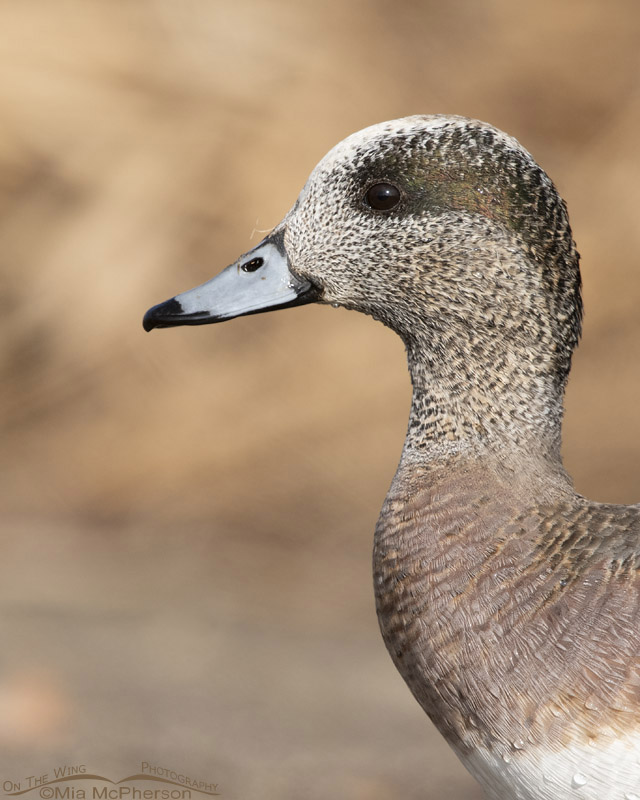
left=375, top=456, right=640, bottom=794
left=144, top=116, right=640, bottom=799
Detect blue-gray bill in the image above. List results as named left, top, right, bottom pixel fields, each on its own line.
left=143, top=231, right=319, bottom=332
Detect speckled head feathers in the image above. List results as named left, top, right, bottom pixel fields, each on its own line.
left=288, top=115, right=581, bottom=368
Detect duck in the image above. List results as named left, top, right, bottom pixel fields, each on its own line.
left=143, top=115, right=640, bottom=800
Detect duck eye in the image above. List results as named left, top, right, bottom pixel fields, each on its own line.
left=365, top=183, right=400, bottom=211
left=241, top=257, right=264, bottom=273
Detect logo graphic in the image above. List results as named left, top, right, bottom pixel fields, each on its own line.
left=2, top=763, right=220, bottom=799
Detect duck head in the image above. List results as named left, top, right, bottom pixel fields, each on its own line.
left=144, top=116, right=582, bottom=454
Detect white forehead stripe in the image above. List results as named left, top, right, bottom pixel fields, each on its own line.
left=315, top=115, right=526, bottom=174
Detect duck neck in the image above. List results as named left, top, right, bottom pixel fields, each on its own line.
left=400, top=338, right=567, bottom=467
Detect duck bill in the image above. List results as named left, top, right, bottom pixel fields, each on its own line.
left=143, top=230, right=319, bottom=331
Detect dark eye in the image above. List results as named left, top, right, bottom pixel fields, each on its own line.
left=365, top=183, right=401, bottom=211
left=241, top=257, right=264, bottom=273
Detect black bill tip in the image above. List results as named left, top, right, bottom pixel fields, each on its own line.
left=143, top=298, right=213, bottom=331
left=143, top=298, right=184, bottom=331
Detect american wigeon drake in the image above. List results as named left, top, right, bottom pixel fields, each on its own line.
left=144, top=116, right=640, bottom=800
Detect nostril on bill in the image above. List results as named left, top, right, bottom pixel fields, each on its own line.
left=241, top=257, right=264, bottom=273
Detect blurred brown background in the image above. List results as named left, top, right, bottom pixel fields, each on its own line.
left=1, top=1, right=640, bottom=797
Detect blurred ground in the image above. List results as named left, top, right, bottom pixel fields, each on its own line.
left=1, top=0, right=639, bottom=797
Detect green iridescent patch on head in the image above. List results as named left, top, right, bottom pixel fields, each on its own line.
left=356, top=126, right=556, bottom=245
